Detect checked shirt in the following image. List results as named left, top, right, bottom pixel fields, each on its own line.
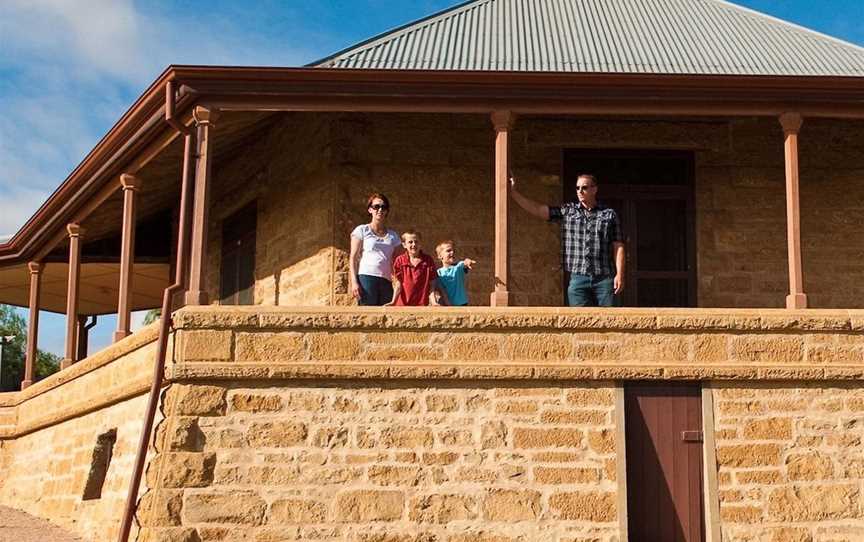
left=549, top=202, right=623, bottom=277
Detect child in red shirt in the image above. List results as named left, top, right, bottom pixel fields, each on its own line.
left=386, top=230, right=447, bottom=306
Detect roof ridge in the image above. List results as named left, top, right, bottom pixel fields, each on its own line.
left=308, top=0, right=491, bottom=67
left=708, top=0, right=864, bottom=55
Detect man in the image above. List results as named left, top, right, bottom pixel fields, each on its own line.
left=510, top=173, right=625, bottom=307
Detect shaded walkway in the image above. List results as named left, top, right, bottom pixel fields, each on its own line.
left=0, top=505, right=83, bottom=542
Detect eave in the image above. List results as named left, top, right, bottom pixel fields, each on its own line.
left=3, top=65, right=864, bottom=266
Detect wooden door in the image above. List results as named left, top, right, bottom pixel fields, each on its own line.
left=220, top=203, right=257, bottom=305
left=563, top=149, right=696, bottom=307
left=625, top=384, right=704, bottom=542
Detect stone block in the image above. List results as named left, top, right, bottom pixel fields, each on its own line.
left=572, top=342, right=621, bottom=362
left=540, top=410, right=608, bottom=425
left=422, top=452, right=459, bottom=465
left=158, top=452, right=217, bottom=488
left=587, top=429, right=615, bottom=454
left=409, top=494, right=478, bottom=523
left=247, top=421, right=308, bottom=447
left=480, top=421, right=508, bottom=449
left=720, top=505, right=763, bottom=524
left=137, top=490, right=183, bottom=527
left=717, top=444, right=782, bottom=467
left=166, top=384, right=227, bottom=416
left=534, top=467, right=601, bottom=484
left=426, top=394, right=459, bottom=412
left=447, top=335, right=501, bottom=361
left=368, top=466, right=423, bottom=486
left=786, top=452, right=835, bottom=481
left=308, top=332, right=362, bottom=360
left=230, top=393, right=283, bottom=412
left=482, top=489, right=540, bottom=521
left=234, top=331, right=305, bottom=362
left=335, top=490, right=404, bottom=522
left=157, top=417, right=204, bottom=452
left=566, top=388, right=614, bottom=407
left=547, top=491, right=616, bottom=521
left=495, top=400, right=539, bottom=415
left=694, top=334, right=729, bottom=363
left=620, top=333, right=690, bottom=362
left=380, top=427, right=434, bottom=448
left=183, top=490, right=267, bottom=525
left=504, top=333, right=572, bottom=361
left=731, top=336, right=804, bottom=363
left=181, top=330, right=232, bottom=361
left=742, top=418, right=792, bottom=440
left=513, top=427, right=582, bottom=448
left=312, top=426, right=350, bottom=448
left=268, top=498, right=327, bottom=524
left=767, top=484, right=860, bottom=521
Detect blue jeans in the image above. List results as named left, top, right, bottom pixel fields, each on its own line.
left=567, top=274, right=614, bottom=307
left=358, top=274, right=393, bottom=306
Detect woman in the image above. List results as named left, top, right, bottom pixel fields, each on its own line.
left=349, top=193, right=401, bottom=305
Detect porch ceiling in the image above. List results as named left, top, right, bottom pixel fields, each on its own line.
left=78, top=111, right=278, bottom=245
left=0, top=262, right=169, bottom=315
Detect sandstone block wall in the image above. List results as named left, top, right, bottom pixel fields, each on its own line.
left=713, top=383, right=864, bottom=541
left=204, top=112, right=864, bottom=309
left=206, top=113, right=337, bottom=307
left=0, top=326, right=162, bottom=542
left=140, top=381, right=620, bottom=542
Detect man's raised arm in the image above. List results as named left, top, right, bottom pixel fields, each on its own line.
left=509, top=176, right=551, bottom=220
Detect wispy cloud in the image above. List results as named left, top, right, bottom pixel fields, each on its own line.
left=0, top=0, right=316, bottom=238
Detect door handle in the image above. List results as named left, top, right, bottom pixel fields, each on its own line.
left=681, top=430, right=703, bottom=443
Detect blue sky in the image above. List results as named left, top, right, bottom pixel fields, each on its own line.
left=1, top=0, right=863, bottom=357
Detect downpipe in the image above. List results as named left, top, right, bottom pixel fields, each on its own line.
left=116, top=80, right=194, bottom=542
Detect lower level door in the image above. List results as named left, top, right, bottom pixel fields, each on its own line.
left=626, top=384, right=705, bottom=542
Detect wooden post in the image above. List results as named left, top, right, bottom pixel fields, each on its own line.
left=186, top=106, right=219, bottom=306
left=62, top=223, right=85, bottom=369
left=22, top=262, right=42, bottom=390
left=490, top=111, right=514, bottom=307
left=780, top=113, right=808, bottom=309
left=114, top=174, right=142, bottom=341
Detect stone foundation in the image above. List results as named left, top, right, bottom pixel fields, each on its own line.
left=2, top=307, right=864, bottom=541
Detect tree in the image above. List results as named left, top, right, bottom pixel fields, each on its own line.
left=143, top=308, right=161, bottom=325
left=0, top=305, right=61, bottom=392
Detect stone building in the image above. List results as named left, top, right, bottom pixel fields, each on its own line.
left=1, top=0, right=863, bottom=541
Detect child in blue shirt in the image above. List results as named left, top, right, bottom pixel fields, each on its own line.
left=435, top=240, right=476, bottom=306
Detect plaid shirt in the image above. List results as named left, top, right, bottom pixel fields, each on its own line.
left=549, top=202, right=623, bottom=277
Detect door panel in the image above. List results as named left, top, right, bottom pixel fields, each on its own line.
left=625, top=384, right=705, bottom=542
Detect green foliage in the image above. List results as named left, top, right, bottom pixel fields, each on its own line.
left=0, top=305, right=61, bottom=392
left=143, top=308, right=162, bottom=326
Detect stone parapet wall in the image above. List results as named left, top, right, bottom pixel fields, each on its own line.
left=170, top=306, right=864, bottom=382
left=0, top=324, right=163, bottom=542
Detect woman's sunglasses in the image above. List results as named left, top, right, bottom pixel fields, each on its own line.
left=370, top=204, right=389, bottom=211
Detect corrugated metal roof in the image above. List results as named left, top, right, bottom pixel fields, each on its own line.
left=311, top=0, right=864, bottom=76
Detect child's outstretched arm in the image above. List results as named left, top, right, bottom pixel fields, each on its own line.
left=462, top=258, right=476, bottom=271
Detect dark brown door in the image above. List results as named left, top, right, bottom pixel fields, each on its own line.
left=220, top=203, right=257, bottom=305
left=625, top=384, right=704, bottom=542
left=563, top=149, right=696, bottom=307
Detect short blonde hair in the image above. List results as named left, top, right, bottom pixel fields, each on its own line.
left=435, top=240, right=454, bottom=258
left=401, top=230, right=421, bottom=242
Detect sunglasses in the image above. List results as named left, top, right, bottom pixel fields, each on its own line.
left=370, top=204, right=389, bottom=211
left=576, top=185, right=595, bottom=192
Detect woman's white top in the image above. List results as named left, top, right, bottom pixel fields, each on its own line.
left=351, top=224, right=401, bottom=279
